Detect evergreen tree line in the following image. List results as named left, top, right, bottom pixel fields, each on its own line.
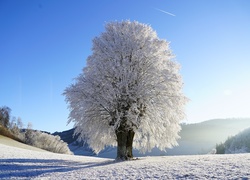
left=216, top=127, right=250, bottom=154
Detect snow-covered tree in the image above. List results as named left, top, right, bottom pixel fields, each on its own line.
left=9, top=117, right=25, bottom=142
left=25, top=122, right=34, bottom=145
left=64, top=21, right=187, bottom=160
left=0, top=106, right=11, bottom=128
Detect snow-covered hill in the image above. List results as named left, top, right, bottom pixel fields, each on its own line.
left=0, top=135, right=47, bottom=152
left=1, top=139, right=250, bottom=179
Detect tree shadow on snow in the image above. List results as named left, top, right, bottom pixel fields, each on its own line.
left=0, top=158, right=115, bottom=179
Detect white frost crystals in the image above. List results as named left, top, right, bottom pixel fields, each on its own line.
left=64, top=21, right=187, bottom=156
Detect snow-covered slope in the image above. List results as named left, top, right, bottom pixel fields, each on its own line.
left=1, top=141, right=250, bottom=179
left=0, top=135, right=47, bottom=152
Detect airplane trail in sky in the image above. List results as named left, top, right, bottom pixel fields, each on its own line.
left=155, top=8, right=176, bottom=17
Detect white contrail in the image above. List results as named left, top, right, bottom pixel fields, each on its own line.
left=155, top=8, right=176, bottom=17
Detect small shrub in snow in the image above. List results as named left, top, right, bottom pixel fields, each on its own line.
left=209, top=148, right=217, bottom=154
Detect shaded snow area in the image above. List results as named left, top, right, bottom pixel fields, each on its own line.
left=1, top=144, right=250, bottom=179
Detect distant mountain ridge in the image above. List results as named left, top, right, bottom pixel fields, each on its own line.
left=53, top=128, right=77, bottom=145
left=53, top=118, right=250, bottom=158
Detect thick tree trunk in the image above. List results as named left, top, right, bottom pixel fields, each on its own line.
left=116, top=126, right=135, bottom=161
left=116, top=126, right=128, bottom=161
left=126, top=130, right=135, bottom=159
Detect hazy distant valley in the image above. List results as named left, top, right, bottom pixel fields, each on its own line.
left=53, top=118, right=250, bottom=158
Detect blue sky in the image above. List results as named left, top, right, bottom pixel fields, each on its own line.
left=1, top=0, right=250, bottom=133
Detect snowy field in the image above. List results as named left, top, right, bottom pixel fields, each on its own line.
left=1, top=143, right=250, bottom=179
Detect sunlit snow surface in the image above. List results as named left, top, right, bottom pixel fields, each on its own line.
left=0, top=144, right=250, bottom=179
